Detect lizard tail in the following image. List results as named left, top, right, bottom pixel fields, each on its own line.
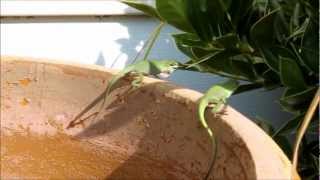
left=66, top=80, right=113, bottom=129
left=198, top=100, right=210, bottom=130
left=204, top=136, right=217, bottom=180
left=198, top=100, right=217, bottom=180
left=66, top=88, right=106, bottom=129
left=95, top=81, right=114, bottom=119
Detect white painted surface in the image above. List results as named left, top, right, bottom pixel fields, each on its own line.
left=1, top=0, right=152, bottom=16
left=0, top=16, right=291, bottom=127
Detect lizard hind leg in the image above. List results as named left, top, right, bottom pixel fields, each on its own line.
left=211, top=99, right=226, bottom=115
left=131, top=73, right=144, bottom=90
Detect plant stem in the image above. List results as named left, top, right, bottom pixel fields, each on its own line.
left=131, top=34, right=152, bottom=64
left=142, top=21, right=165, bottom=61
left=289, top=42, right=313, bottom=74
left=186, top=51, right=220, bottom=68
left=292, top=88, right=319, bottom=176
left=131, top=22, right=165, bottom=63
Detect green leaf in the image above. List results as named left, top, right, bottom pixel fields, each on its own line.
left=273, top=114, right=304, bottom=137
left=212, top=33, right=240, bottom=50
left=279, top=99, right=304, bottom=113
left=290, top=2, right=300, bottom=30
left=179, top=33, right=250, bottom=54
left=259, top=47, right=280, bottom=72
left=229, top=0, right=253, bottom=26
left=185, top=0, right=214, bottom=41
left=274, top=135, right=293, bottom=157
left=156, top=0, right=194, bottom=32
left=172, top=34, right=195, bottom=58
left=288, top=18, right=309, bottom=40
left=230, top=58, right=257, bottom=81
left=273, top=9, right=289, bottom=43
left=206, top=0, right=232, bottom=27
left=250, top=9, right=279, bottom=47
left=233, top=83, right=263, bottom=95
left=172, top=33, right=220, bottom=51
left=279, top=57, right=307, bottom=89
left=255, top=46, right=296, bottom=74
left=183, top=59, right=209, bottom=72
left=184, top=50, right=257, bottom=81
left=301, top=20, right=319, bottom=74
left=121, top=0, right=162, bottom=20
left=271, top=46, right=296, bottom=60
left=279, top=87, right=316, bottom=113
left=262, top=69, right=281, bottom=89
left=306, top=120, right=319, bottom=135
left=280, top=87, right=317, bottom=106
left=250, top=10, right=281, bottom=72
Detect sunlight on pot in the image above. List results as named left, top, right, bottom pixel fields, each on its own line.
left=1, top=56, right=298, bottom=179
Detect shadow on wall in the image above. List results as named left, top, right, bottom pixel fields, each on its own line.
left=113, top=17, right=186, bottom=66
left=95, top=52, right=106, bottom=66
left=114, top=0, right=184, bottom=66
left=1, top=15, right=184, bottom=68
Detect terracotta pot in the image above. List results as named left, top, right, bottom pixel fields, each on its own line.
left=1, top=56, right=297, bottom=179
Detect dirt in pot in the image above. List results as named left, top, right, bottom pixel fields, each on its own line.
left=1, top=131, right=192, bottom=179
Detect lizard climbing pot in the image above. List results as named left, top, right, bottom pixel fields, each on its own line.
left=1, top=56, right=298, bottom=179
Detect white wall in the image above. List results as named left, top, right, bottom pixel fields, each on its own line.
left=1, top=16, right=291, bottom=127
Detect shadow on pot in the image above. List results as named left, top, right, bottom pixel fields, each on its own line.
left=72, top=81, right=254, bottom=180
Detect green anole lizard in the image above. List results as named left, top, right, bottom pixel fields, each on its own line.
left=67, top=60, right=180, bottom=129
left=198, top=79, right=239, bottom=180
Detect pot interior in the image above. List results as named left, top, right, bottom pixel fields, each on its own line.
left=1, top=57, right=259, bottom=179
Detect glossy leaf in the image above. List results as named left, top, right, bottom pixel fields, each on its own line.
left=233, top=83, right=263, bottom=95
left=301, top=20, right=319, bottom=73
left=250, top=9, right=279, bottom=47
left=173, top=35, right=196, bottom=58
left=271, top=46, right=296, bottom=60
left=156, top=0, right=194, bottom=32
left=290, top=2, right=300, bottom=31
left=262, top=69, right=281, bottom=89
left=306, top=118, right=319, bottom=135
left=121, top=0, right=162, bottom=19
left=212, top=33, right=240, bottom=50
left=274, top=135, right=293, bottom=157
left=206, top=0, right=232, bottom=29
left=172, top=33, right=219, bottom=51
left=250, top=10, right=281, bottom=72
left=279, top=57, right=307, bottom=89
left=259, top=47, right=280, bottom=72
left=279, top=87, right=317, bottom=113
left=186, top=0, right=214, bottom=41
left=229, top=0, right=253, bottom=26
left=288, top=18, right=309, bottom=40
left=184, top=50, right=257, bottom=81
left=280, top=87, right=317, bottom=106
left=273, top=114, right=304, bottom=137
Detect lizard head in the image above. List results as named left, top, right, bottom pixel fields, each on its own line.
left=153, top=60, right=180, bottom=79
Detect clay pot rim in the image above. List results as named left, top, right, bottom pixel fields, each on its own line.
left=1, top=55, right=297, bottom=179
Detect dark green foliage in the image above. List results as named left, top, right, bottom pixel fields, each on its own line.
left=122, top=0, right=319, bottom=178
